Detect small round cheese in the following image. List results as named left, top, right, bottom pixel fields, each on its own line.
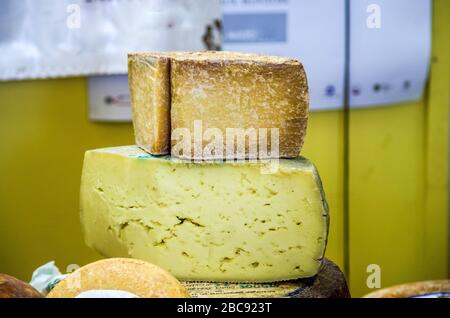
left=47, top=258, right=190, bottom=298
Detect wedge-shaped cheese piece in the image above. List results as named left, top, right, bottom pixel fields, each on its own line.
left=128, top=54, right=171, bottom=155
left=128, top=52, right=309, bottom=159
left=80, top=146, right=328, bottom=282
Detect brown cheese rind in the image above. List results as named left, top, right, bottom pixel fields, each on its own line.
left=0, top=274, right=43, bottom=298
left=128, top=51, right=309, bottom=159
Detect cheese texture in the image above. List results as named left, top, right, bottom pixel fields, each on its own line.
left=80, top=146, right=329, bottom=282
left=128, top=52, right=309, bottom=159
left=128, top=54, right=171, bottom=155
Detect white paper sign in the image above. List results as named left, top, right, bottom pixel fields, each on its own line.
left=349, top=0, right=431, bottom=108
left=0, top=0, right=221, bottom=81
left=222, top=0, right=346, bottom=111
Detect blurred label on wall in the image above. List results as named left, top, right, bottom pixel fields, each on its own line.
left=88, top=75, right=131, bottom=122
left=350, top=0, right=431, bottom=108
left=223, top=13, right=287, bottom=43
left=222, top=0, right=346, bottom=111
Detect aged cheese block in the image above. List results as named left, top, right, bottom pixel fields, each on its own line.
left=128, top=51, right=309, bottom=159
left=47, top=258, right=190, bottom=298
left=80, top=146, right=329, bottom=282
left=0, top=274, right=43, bottom=298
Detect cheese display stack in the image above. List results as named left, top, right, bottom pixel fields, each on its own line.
left=80, top=51, right=330, bottom=283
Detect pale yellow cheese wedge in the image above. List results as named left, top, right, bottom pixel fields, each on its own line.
left=80, top=146, right=329, bottom=282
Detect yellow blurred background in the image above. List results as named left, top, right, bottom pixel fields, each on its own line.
left=0, top=0, right=448, bottom=297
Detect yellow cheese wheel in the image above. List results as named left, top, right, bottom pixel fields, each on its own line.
left=47, top=258, right=190, bottom=298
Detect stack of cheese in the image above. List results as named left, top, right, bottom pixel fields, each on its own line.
left=80, top=51, right=329, bottom=283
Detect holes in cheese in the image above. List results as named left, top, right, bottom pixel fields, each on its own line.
left=128, top=52, right=309, bottom=159
left=80, top=146, right=329, bottom=282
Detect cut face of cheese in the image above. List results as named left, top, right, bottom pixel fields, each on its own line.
left=128, top=54, right=171, bottom=155
left=127, top=52, right=309, bottom=159
left=80, top=146, right=328, bottom=282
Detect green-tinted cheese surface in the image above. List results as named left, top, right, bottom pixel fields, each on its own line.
left=80, top=146, right=329, bottom=282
